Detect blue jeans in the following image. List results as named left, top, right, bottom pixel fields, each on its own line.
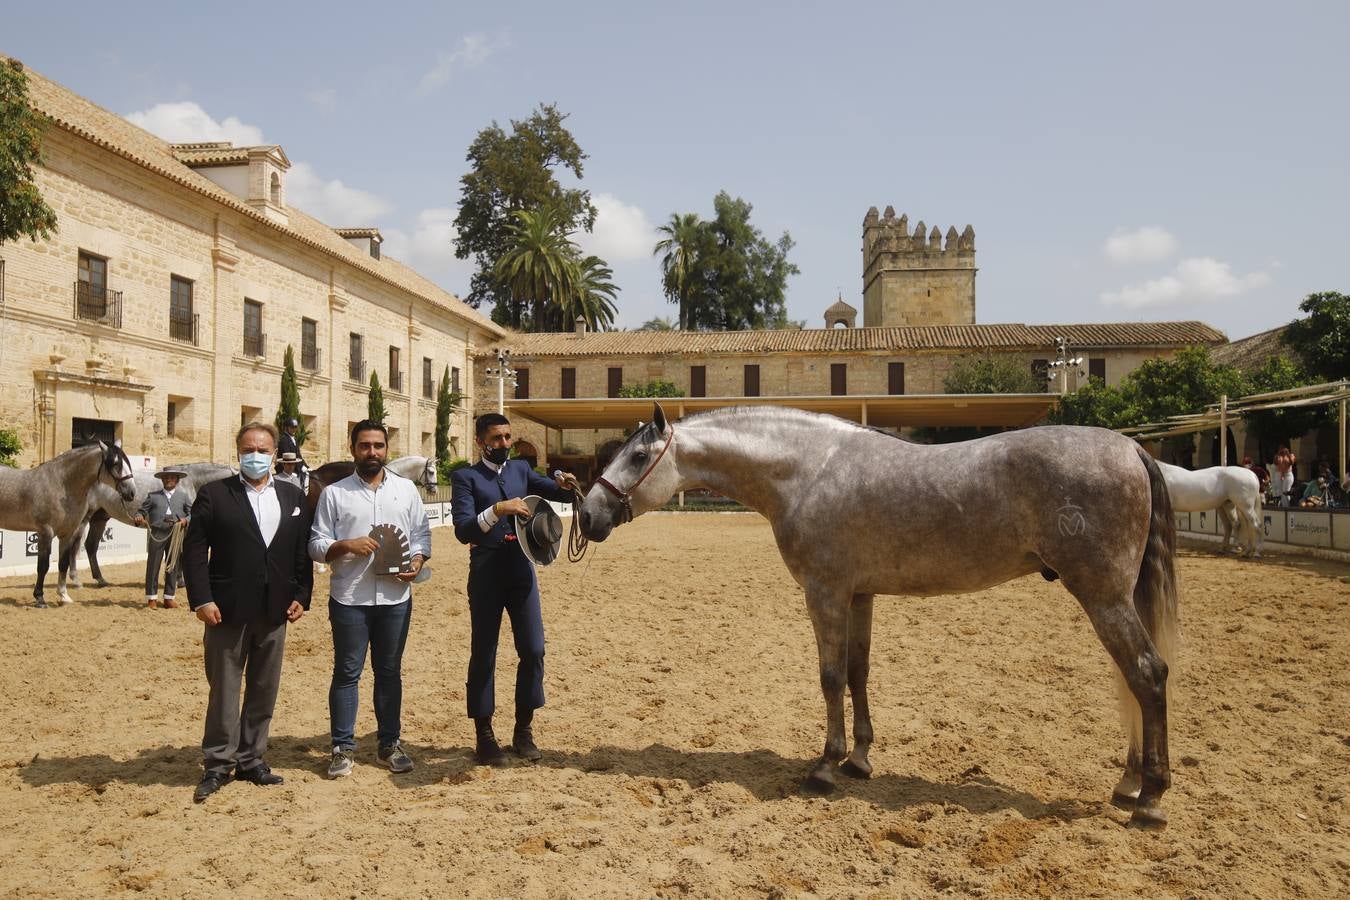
left=328, top=598, right=412, bottom=749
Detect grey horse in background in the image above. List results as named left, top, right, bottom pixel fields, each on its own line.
left=73, top=462, right=235, bottom=587
left=0, top=442, right=137, bottom=606
left=579, top=403, right=1179, bottom=828
left=304, top=455, right=438, bottom=513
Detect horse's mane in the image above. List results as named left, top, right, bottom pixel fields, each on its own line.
left=675, top=405, right=913, bottom=443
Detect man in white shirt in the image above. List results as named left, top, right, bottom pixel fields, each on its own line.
left=309, top=419, right=430, bottom=779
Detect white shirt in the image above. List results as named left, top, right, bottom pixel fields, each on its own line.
left=309, top=469, right=431, bottom=606
left=476, top=457, right=506, bottom=532
left=239, top=474, right=281, bottom=546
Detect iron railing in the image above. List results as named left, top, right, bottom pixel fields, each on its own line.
left=302, top=344, right=322, bottom=371
left=243, top=330, right=266, bottom=358
left=169, top=309, right=199, bottom=345
left=74, top=282, right=123, bottom=328
left=349, top=358, right=366, bottom=382
left=389, top=369, right=404, bottom=393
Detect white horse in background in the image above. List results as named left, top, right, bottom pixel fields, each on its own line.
left=1157, top=462, right=1263, bottom=557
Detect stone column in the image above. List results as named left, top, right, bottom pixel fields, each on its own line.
left=210, top=220, right=240, bottom=462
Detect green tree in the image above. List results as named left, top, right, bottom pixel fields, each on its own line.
left=367, top=371, right=387, bottom=424
left=0, top=59, right=58, bottom=245
left=494, top=205, right=578, bottom=331
left=637, top=315, right=676, bottom=331
left=1242, top=356, right=1328, bottom=456
left=943, top=353, right=1043, bottom=394
left=453, top=104, right=597, bottom=322
left=274, top=345, right=308, bottom=445
left=566, top=254, right=619, bottom=332
left=1049, top=377, right=1139, bottom=429
left=1125, top=345, right=1246, bottom=425
left=0, top=427, right=21, bottom=466
left=617, top=380, right=684, bottom=398
left=434, top=365, right=462, bottom=478
left=1283, top=291, right=1350, bottom=382
left=653, top=212, right=702, bottom=330
left=670, top=192, right=799, bottom=331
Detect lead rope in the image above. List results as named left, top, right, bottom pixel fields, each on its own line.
left=565, top=483, right=589, bottom=563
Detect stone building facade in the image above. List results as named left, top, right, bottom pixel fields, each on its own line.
left=0, top=63, right=502, bottom=467
left=475, top=319, right=1227, bottom=469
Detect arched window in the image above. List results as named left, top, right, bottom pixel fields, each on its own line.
left=269, top=172, right=281, bottom=206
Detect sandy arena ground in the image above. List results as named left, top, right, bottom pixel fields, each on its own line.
left=0, top=513, right=1346, bottom=898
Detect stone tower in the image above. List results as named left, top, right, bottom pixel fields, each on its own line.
left=862, top=206, right=976, bottom=327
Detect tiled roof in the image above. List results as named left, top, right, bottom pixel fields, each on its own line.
left=16, top=60, right=503, bottom=340
left=334, top=227, right=383, bottom=239
left=478, top=321, right=1227, bottom=358
left=825, top=298, right=857, bottom=316
left=1210, top=325, right=1299, bottom=372
left=172, top=143, right=289, bottom=167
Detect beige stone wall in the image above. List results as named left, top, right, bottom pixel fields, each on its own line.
left=0, top=126, right=483, bottom=468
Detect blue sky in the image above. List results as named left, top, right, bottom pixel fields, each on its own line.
left=10, top=1, right=1347, bottom=339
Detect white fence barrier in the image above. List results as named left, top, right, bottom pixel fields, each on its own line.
left=1175, top=507, right=1350, bottom=553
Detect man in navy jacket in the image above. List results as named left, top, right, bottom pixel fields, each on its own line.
left=451, top=413, right=576, bottom=765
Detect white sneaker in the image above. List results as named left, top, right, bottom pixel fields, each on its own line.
left=327, top=746, right=354, bottom=778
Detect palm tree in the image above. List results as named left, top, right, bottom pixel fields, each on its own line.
left=653, top=212, right=702, bottom=330
left=495, top=206, right=577, bottom=332
left=564, top=254, right=619, bottom=332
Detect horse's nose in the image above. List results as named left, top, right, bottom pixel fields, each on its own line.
left=578, top=507, right=590, bottom=532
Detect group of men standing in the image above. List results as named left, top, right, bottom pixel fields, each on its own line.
left=177, top=414, right=576, bottom=804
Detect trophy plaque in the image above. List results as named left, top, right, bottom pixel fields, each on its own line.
left=370, top=523, right=413, bottom=576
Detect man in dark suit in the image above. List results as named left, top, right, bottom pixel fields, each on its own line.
left=451, top=413, right=577, bottom=765
left=277, top=418, right=307, bottom=482
left=182, top=421, right=313, bottom=803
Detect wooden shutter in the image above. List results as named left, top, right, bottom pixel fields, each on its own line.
left=744, top=364, right=760, bottom=397
left=561, top=367, right=576, bottom=399
left=690, top=365, right=706, bottom=398
left=515, top=367, right=530, bottom=399
left=888, top=362, right=905, bottom=395
left=607, top=367, right=622, bottom=398
left=830, top=363, right=847, bottom=396
left=1089, top=358, right=1106, bottom=382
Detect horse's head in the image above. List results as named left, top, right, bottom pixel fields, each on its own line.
left=99, top=441, right=137, bottom=502
left=421, top=457, right=438, bottom=490
left=579, top=402, right=677, bottom=542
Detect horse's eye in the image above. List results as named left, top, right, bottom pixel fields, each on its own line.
left=633, top=451, right=648, bottom=465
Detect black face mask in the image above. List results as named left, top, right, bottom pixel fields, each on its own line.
left=485, top=446, right=510, bottom=465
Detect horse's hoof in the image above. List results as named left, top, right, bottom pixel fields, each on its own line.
left=1110, top=789, right=1139, bottom=810
left=58, top=595, right=73, bottom=606
left=800, top=772, right=836, bottom=795
left=839, top=759, right=873, bottom=780
left=1127, top=804, right=1168, bottom=829
left=95, top=579, right=110, bottom=588
left=34, top=598, right=47, bottom=609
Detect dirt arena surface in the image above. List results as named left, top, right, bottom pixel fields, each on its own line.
left=0, top=513, right=1346, bottom=898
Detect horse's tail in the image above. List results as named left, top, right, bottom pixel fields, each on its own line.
left=1117, top=445, right=1180, bottom=757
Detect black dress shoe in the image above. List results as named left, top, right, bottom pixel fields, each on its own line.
left=193, top=772, right=231, bottom=803
left=511, top=726, right=542, bottom=762
left=235, top=763, right=284, bottom=786
left=475, top=734, right=509, bottom=767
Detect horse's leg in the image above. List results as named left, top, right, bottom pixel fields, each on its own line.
left=56, top=535, right=77, bottom=605
left=32, top=529, right=53, bottom=608
left=1219, top=502, right=1236, bottom=553
left=840, top=592, right=875, bottom=779
left=801, top=582, right=850, bottom=794
left=1077, top=594, right=1171, bottom=828
left=66, top=522, right=86, bottom=589
left=85, top=511, right=111, bottom=586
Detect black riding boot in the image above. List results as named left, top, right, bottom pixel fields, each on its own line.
left=474, top=716, right=508, bottom=767
left=512, top=707, right=542, bottom=762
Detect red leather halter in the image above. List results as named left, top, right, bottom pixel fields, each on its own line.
left=594, top=425, right=675, bottom=524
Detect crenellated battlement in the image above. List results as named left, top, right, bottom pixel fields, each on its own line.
left=862, top=206, right=977, bottom=327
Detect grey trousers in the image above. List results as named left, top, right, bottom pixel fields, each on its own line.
left=202, top=617, right=287, bottom=776
left=144, top=535, right=178, bottom=598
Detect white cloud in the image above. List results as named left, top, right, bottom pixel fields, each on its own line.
left=1103, top=226, right=1179, bottom=264
left=574, top=193, right=658, bottom=263
left=125, top=101, right=265, bottom=145
left=306, top=88, right=337, bottom=111
left=1101, top=257, right=1272, bottom=309
left=382, top=208, right=477, bottom=289
left=418, top=33, right=505, bottom=94
left=125, top=100, right=392, bottom=227
left=286, top=161, right=393, bottom=225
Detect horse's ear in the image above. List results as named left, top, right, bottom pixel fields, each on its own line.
left=652, top=402, right=667, bottom=434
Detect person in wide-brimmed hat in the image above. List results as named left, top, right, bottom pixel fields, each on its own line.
left=275, top=452, right=304, bottom=490
left=134, top=466, right=191, bottom=608
left=276, top=418, right=308, bottom=479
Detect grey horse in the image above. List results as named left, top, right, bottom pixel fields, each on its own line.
left=304, top=455, right=438, bottom=512
left=0, top=442, right=137, bottom=606
left=579, top=403, right=1179, bottom=828
left=73, top=462, right=236, bottom=588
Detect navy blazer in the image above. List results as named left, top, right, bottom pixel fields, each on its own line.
left=450, top=460, right=572, bottom=553
left=182, top=477, right=314, bottom=626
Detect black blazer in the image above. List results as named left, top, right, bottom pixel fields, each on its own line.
left=182, top=476, right=314, bottom=626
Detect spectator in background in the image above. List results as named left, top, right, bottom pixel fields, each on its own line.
left=1274, top=447, right=1296, bottom=507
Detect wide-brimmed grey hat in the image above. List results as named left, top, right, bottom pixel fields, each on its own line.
left=154, top=465, right=187, bottom=480
left=514, top=495, right=563, bottom=566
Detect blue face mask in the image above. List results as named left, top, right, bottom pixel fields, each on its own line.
left=240, top=451, right=273, bottom=480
